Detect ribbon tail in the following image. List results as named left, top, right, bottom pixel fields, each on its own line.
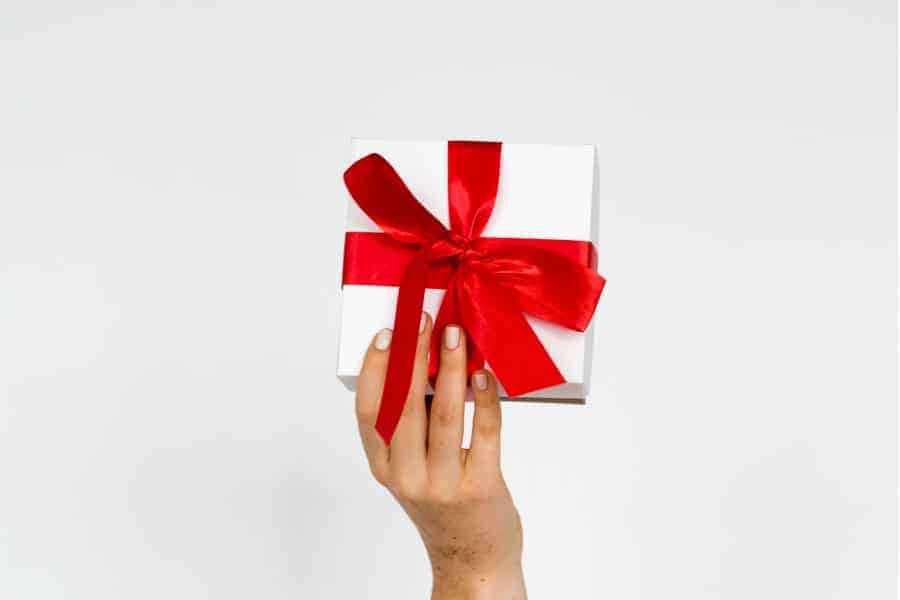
left=375, top=251, right=428, bottom=444
left=457, top=268, right=565, bottom=397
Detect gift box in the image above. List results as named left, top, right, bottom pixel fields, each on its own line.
left=337, top=139, right=604, bottom=442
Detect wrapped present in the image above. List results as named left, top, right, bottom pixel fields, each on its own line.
left=337, top=139, right=605, bottom=443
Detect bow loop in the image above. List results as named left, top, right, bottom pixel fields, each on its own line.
left=472, top=243, right=605, bottom=332
left=343, top=153, right=447, bottom=245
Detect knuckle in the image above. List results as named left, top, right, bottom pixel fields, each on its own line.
left=427, top=482, right=460, bottom=507
left=432, top=401, right=458, bottom=428
left=415, top=334, right=431, bottom=354
left=474, top=417, right=500, bottom=438
left=370, top=464, right=389, bottom=486
left=461, top=475, right=502, bottom=501
left=401, top=384, right=426, bottom=416
left=355, top=402, right=378, bottom=425
left=389, top=473, right=425, bottom=501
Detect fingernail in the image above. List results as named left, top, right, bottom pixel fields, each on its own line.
left=444, top=325, right=460, bottom=350
left=419, top=312, right=428, bottom=334
left=473, top=372, right=488, bottom=391
left=374, top=329, right=392, bottom=350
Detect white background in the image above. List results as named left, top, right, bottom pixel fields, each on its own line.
left=0, top=2, right=895, bottom=599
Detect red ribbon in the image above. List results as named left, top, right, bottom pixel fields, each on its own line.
left=343, top=141, right=605, bottom=444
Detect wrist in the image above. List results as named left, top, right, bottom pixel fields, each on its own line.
left=431, top=562, right=526, bottom=600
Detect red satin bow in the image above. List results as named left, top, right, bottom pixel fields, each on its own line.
left=343, top=141, right=605, bottom=444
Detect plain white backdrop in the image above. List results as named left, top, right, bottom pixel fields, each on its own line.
left=0, top=1, right=895, bottom=598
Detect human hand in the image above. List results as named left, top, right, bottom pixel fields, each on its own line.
left=356, top=312, right=526, bottom=599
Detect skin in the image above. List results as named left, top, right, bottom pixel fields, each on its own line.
left=356, top=312, right=526, bottom=599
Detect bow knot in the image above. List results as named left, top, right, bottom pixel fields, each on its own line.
left=425, top=231, right=486, bottom=269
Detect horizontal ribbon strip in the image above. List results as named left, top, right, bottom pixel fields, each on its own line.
left=343, top=232, right=598, bottom=288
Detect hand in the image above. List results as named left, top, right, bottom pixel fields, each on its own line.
left=356, top=312, right=526, bottom=599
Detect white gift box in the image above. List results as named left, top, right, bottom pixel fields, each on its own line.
left=337, top=139, right=599, bottom=401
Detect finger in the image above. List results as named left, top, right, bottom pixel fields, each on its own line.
left=427, top=325, right=467, bottom=482
left=466, top=370, right=502, bottom=473
left=388, top=312, right=431, bottom=482
left=356, top=328, right=392, bottom=483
